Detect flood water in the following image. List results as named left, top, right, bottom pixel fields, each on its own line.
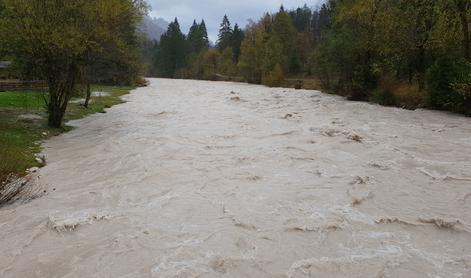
left=1, top=78, right=470, bottom=277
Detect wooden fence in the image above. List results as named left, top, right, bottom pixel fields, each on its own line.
left=0, top=80, right=47, bottom=91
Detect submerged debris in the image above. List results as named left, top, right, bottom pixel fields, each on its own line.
left=375, top=217, right=417, bottom=226
left=319, top=127, right=364, bottom=142
left=48, top=210, right=112, bottom=232
left=418, top=218, right=464, bottom=231
left=347, top=133, right=363, bottom=142
left=350, top=176, right=370, bottom=185
left=283, top=113, right=293, bottom=119
left=0, top=173, right=45, bottom=207
left=230, top=96, right=241, bottom=101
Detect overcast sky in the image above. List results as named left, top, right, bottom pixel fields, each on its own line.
left=148, top=0, right=325, bottom=43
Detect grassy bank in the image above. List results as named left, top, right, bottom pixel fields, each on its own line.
left=0, top=85, right=134, bottom=186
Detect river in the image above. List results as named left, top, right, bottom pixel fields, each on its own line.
left=1, top=78, right=470, bottom=277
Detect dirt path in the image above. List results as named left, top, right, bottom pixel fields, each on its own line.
left=1, top=78, right=470, bottom=277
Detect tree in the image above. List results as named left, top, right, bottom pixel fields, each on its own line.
left=217, top=15, right=233, bottom=51
left=0, top=0, right=146, bottom=127
left=81, top=0, right=146, bottom=107
left=238, top=23, right=265, bottom=83
left=199, top=20, right=210, bottom=49
left=187, top=20, right=201, bottom=54
left=231, top=24, right=245, bottom=62
left=271, top=9, right=298, bottom=73
left=454, top=0, right=471, bottom=61
left=187, top=20, right=209, bottom=54
left=290, top=4, right=312, bottom=32
left=262, top=37, right=285, bottom=79
left=154, top=18, right=187, bottom=77
left=217, top=48, right=236, bottom=76
left=191, top=49, right=221, bottom=80
left=264, top=64, right=284, bottom=87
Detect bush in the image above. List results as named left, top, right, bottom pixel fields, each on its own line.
left=426, top=58, right=471, bottom=114
left=369, top=88, right=397, bottom=106
left=134, top=77, right=149, bottom=87
left=394, top=82, right=427, bottom=109
left=294, top=80, right=303, bottom=90
left=451, top=74, right=471, bottom=116
left=348, top=63, right=380, bottom=101
left=263, top=64, right=284, bottom=87
left=372, top=77, right=426, bottom=109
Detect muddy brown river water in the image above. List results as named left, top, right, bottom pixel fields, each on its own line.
left=1, top=78, right=471, bottom=277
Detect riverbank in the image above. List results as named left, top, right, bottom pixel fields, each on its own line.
left=0, top=85, right=135, bottom=203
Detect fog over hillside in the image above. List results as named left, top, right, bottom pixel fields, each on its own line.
left=140, top=16, right=169, bottom=41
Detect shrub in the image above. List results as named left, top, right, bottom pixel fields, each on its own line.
left=263, top=64, right=284, bottom=87
left=451, top=73, right=471, bottom=115
left=373, top=77, right=426, bottom=109
left=294, top=80, right=303, bottom=90
left=370, top=88, right=397, bottom=106
left=394, top=83, right=427, bottom=109
left=426, top=58, right=471, bottom=114
left=348, top=63, right=380, bottom=101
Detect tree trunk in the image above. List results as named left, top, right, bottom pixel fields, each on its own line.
left=47, top=62, right=79, bottom=128
left=47, top=98, right=65, bottom=128
left=84, top=81, right=91, bottom=108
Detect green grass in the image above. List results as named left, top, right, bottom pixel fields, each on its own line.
left=0, top=114, right=51, bottom=183
left=66, top=85, right=134, bottom=121
left=0, top=85, right=135, bottom=186
left=0, top=90, right=48, bottom=109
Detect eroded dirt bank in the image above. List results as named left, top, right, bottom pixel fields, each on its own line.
left=1, top=78, right=470, bottom=277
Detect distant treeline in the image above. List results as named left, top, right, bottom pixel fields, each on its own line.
left=147, top=0, right=471, bottom=115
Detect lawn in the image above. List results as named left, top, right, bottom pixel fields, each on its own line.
left=0, top=90, right=48, bottom=109
left=0, top=85, right=135, bottom=187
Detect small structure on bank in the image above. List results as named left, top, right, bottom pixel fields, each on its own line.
left=0, top=61, right=12, bottom=80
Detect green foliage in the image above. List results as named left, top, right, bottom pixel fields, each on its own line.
left=262, top=37, right=285, bottom=76
left=191, top=49, right=221, bottom=80
left=217, top=15, right=233, bottom=51
left=187, top=20, right=209, bottom=54
left=0, top=0, right=145, bottom=127
left=148, top=0, right=470, bottom=115
left=370, top=89, right=398, bottom=106
left=270, top=10, right=298, bottom=72
left=231, top=24, right=245, bottom=62
left=263, top=64, right=284, bottom=87
left=218, top=48, right=237, bottom=76
left=238, top=24, right=264, bottom=83
left=289, top=4, right=313, bottom=32
left=154, top=19, right=187, bottom=77
left=427, top=58, right=471, bottom=113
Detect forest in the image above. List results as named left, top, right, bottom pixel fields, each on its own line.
left=147, top=0, right=471, bottom=115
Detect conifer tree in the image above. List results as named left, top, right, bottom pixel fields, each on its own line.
left=199, top=20, right=210, bottom=48
left=154, top=18, right=187, bottom=77
left=217, top=15, right=233, bottom=51
left=231, top=24, right=245, bottom=62
left=188, top=20, right=202, bottom=54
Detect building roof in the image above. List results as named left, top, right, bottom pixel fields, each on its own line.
left=0, top=61, right=12, bottom=69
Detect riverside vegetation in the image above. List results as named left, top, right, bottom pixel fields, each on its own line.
left=0, top=0, right=146, bottom=192
left=0, top=86, right=134, bottom=192
left=146, top=0, right=471, bottom=115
